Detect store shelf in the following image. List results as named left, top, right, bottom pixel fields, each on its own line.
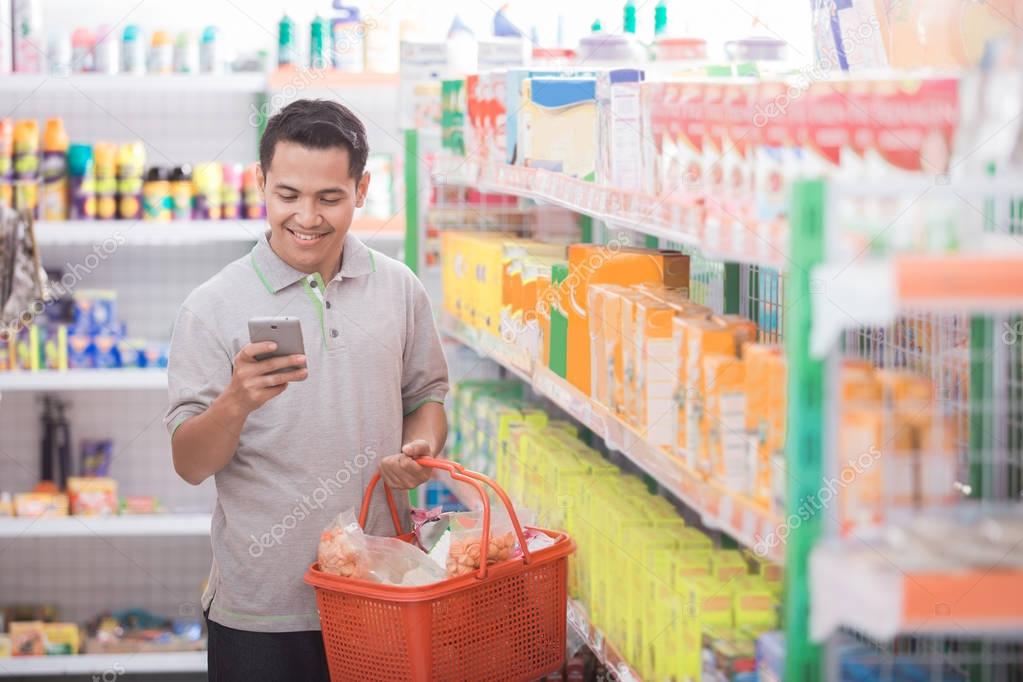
left=440, top=313, right=784, bottom=564
left=568, top=599, right=642, bottom=682
left=267, top=69, right=399, bottom=89
left=810, top=540, right=1023, bottom=642
left=0, top=513, right=211, bottom=538
left=33, top=217, right=405, bottom=247
left=0, top=73, right=266, bottom=93
left=432, top=160, right=785, bottom=268
left=0, top=651, right=206, bottom=676
left=0, top=369, right=167, bottom=392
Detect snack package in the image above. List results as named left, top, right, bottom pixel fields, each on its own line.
left=68, top=477, right=118, bottom=516
left=445, top=506, right=534, bottom=577
left=317, top=509, right=446, bottom=587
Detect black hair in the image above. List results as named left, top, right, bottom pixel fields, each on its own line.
left=259, top=99, right=369, bottom=179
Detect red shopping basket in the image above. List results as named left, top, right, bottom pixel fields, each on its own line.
left=304, top=457, right=575, bottom=682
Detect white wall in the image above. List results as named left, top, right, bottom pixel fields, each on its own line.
left=34, top=0, right=812, bottom=66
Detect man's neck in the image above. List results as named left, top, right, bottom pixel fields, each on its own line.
left=267, top=235, right=343, bottom=283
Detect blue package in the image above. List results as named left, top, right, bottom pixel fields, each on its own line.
left=92, top=328, right=122, bottom=369
left=67, top=333, right=94, bottom=369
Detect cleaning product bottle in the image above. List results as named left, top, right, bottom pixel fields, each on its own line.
left=242, top=162, right=264, bottom=219
left=192, top=162, right=222, bottom=219
left=363, top=0, right=398, bottom=72
left=310, top=15, right=329, bottom=69
left=277, top=14, right=296, bottom=68
left=68, top=143, right=96, bottom=220
left=623, top=0, right=637, bottom=34
left=654, top=0, right=667, bottom=36
left=13, top=119, right=40, bottom=216
left=170, top=164, right=193, bottom=220
left=117, top=141, right=145, bottom=220
left=142, top=167, right=171, bottom=221
left=121, top=25, right=145, bottom=74
left=173, top=31, right=196, bottom=73
left=149, top=29, right=173, bottom=74
left=71, top=28, right=95, bottom=72
left=0, top=119, right=13, bottom=208
left=221, top=162, right=242, bottom=220
left=94, top=25, right=118, bottom=74
left=199, top=26, right=219, bottom=73
left=93, top=142, right=117, bottom=219
left=446, top=15, right=476, bottom=75
left=40, top=117, right=69, bottom=220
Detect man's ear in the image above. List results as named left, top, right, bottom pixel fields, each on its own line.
left=355, top=171, right=371, bottom=208
left=256, top=165, right=266, bottom=199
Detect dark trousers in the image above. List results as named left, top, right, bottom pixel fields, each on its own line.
left=206, top=613, right=330, bottom=682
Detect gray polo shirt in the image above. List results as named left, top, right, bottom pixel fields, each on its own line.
left=165, top=232, right=449, bottom=632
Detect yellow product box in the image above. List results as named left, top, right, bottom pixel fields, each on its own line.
left=0, top=634, right=10, bottom=658
left=565, top=244, right=690, bottom=398
left=732, top=576, right=779, bottom=630
left=625, top=527, right=677, bottom=666
left=68, top=476, right=119, bottom=516
left=521, top=255, right=563, bottom=364
left=519, top=77, right=598, bottom=179
left=673, top=526, right=714, bottom=553
left=474, top=236, right=507, bottom=336
left=743, top=343, right=785, bottom=508
left=682, top=318, right=744, bottom=473
left=635, top=296, right=681, bottom=450
left=685, top=575, right=735, bottom=630
left=658, top=585, right=702, bottom=681
left=703, top=354, right=752, bottom=493
left=710, top=549, right=749, bottom=582
left=14, top=492, right=69, bottom=517
left=41, top=623, right=81, bottom=655
left=440, top=231, right=461, bottom=318
left=587, top=283, right=628, bottom=408
left=674, top=551, right=712, bottom=580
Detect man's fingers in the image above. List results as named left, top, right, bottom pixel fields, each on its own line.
left=400, top=456, right=429, bottom=485
left=401, top=439, right=430, bottom=458
left=260, top=367, right=308, bottom=387
left=257, top=354, right=307, bottom=374
left=239, top=341, right=276, bottom=361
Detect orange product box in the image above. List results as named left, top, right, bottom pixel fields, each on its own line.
left=10, top=621, right=45, bottom=656
left=68, top=476, right=118, bottom=516
left=743, top=344, right=784, bottom=506
left=618, top=288, right=659, bottom=423
left=14, top=492, right=69, bottom=517
left=682, top=318, right=747, bottom=473
left=703, top=354, right=751, bottom=493
left=587, top=283, right=629, bottom=409
left=565, top=244, right=690, bottom=397
left=838, top=404, right=885, bottom=536
left=636, top=296, right=681, bottom=450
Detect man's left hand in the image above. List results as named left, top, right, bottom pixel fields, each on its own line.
left=379, top=439, right=433, bottom=489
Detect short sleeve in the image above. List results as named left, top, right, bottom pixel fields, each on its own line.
left=401, top=278, right=450, bottom=415
left=164, top=306, right=233, bottom=437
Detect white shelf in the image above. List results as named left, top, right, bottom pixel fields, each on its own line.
left=0, top=369, right=168, bottom=392
left=0, top=651, right=206, bottom=676
left=34, top=219, right=406, bottom=247
left=0, top=513, right=211, bottom=538
left=0, top=73, right=265, bottom=93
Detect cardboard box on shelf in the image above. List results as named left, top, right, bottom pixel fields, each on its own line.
left=636, top=297, right=682, bottom=449
left=587, top=283, right=629, bottom=410
left=597, top=69, right=645, bottom=190
left=565, top=245, right=690, bottom=397
left=703, top=354, right=751, bottom=493
left=519, top=77, right=599, bottom=178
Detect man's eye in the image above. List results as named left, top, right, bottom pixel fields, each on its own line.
left=279, top=195, right=298, bottom=202
left=321, top=198, right=341, bottom=205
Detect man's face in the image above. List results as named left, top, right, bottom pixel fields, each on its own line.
left=258, top=140, right=371, bottom=275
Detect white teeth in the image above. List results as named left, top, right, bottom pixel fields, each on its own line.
left=293, top=231, right=319, bottom=241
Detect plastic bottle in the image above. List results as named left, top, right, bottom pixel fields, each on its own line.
left=242, top=162, right=264, bottom=219
left=149, top=30, right=173, bottom=74
left=331, top=4, right=364, bottom=72
left=170, top=165, right=193, bottom=220
left=12, top=119, right=40, bottom=216
left=93, top=142, right=118, bottom=219
left=116, top=141, right=145, bottom=220
left=363, top=0, right=398, bottom=72
left=47, top=29, right=72, bottom=76
left=0, top=0, right=11, bottom=75
left=654, top=1, right=667, bottom=36
left=12, top=0, right=43, bottom=73
left=143, top=167, right=171, bottom=221
left=192, top=162, right=222, bottom=219
left=221, top=162, right=243, bottom=220
left=71, top=28, right=95, bottom=72
left=40, top=118, right=69, bottom=220
left=623, top=0, right=637, bottom=34
left=310, top=15, right=330, bottom=69
left=173, top=31, right=196, bottom=74
left=0, top=119, right=13, bottom=209
left=94, top=25, right=118, bottom=74
left=277, top=14, right=296, bottom=68
left=446, top=15, right=476, bottom=75
left=68, top=144, right=96, bottom=221
left=199, top=26, right=219, bottom=74
left=121, top=25, right=145, bottom=74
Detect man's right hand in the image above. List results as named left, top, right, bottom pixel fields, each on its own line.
left=222, top=342, right=308, bottom=415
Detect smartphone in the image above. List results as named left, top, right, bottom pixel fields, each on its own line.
left=248, top=317, right=306, bottom=375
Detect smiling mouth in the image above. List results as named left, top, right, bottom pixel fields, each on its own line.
left=286, top=226, right=330, bottom=243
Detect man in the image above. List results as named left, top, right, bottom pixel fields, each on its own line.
left=165, top=99, right=449, bottom=681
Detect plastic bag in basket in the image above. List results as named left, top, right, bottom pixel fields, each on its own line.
left=445, top=506, right=535, bottom=577
left=317, top=509, right=446, bottom=586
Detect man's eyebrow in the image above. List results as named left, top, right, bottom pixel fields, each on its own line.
left=273, top=183, right=300, bottom=193
left=318, top=187, right=346, bottom=194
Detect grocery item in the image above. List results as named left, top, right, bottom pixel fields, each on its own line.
left=71, top=28, right=95, bottom=72
left=121, top=25, right=145, bottom=74
left=41, top=623, right=81, bottom=655
left=116, top=141, right=145, bottom=219
left=12, top=0, right=43, bottom=73
left=67, top=143, right=96, bottom=220
left=148, top=30, right=173, bottom=74
left=13, top=492, right=69, bottom=517
left=12, top=119, right=39, bottom=215
left=142, top=167, right=171, bottom=221
left=192, top=162, right=222, bottom=219
left=68, top=476, right=118, bottom=515
left=93, top=25, right=118, bottom=74
left=220, top=163, right=242, bottom=220
left=173, top=31, right=195, bottom=73
left=241, top=162, right=264, bottom=219
left=10, top=621, right=45, bottom=656
left=170, top=165, right=192, bottom=220
left=309, top=15, right=330, bottom=70
left=80, top=439, right=114, bottom=476
left=277, top=14, right=296, bottom=68
left=0, top=118, right=13, bottom=208
left=93, top=142, right=118, bottom=219
left=445, top=509, right=517, bottom=577
left=520, top=77, right=598, bottom=178
left=199, top=25, right=219, bottom=73
left=40, top=118, right=69, bottom=220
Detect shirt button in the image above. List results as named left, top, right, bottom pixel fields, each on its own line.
left=325, top=301, right=331, bottom=309
left=309, top=279, right=318, bottom=288
left=331, top=329, right=339, bottom=338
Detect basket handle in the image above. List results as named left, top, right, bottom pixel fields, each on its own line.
left=358, top=457, right=532, bottom=580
